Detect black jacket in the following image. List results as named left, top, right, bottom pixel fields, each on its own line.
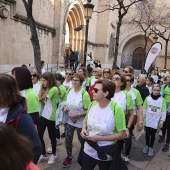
left=136, top=85, right=150, bottom=102
left=6, top=98, right=42, bottom=164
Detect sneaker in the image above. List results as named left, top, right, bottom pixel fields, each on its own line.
left=38, top=155, right=49, bottom=163
left=123, top=156, right=130, bottom=165
left=162, top=143, right=169, bottom=152
left=46, top=145, right=52, bottom=154
left=168, top=151, right=170, bottom=157
left=148, top=147, right=153, bottom=157
left=62, top=156, right=73, bottom=168
left=57, top=138, right=62, bottom=145
left=142, top=146, right=149, bottom=154
left=48, top=154, right=57, bottom=165
left=61, top=132, right=65, bottom=138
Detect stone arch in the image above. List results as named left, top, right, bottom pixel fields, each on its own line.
left=63, top=1, right=85, bottom=58
left=120, top=34, right=153, bottom=70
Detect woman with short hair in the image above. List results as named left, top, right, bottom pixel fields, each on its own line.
left=63, top=69, right=73, bottom=89
left=0, top=73, right=42, bottom=164
left=81, top=80, right=126, bottom=170
left=12, top=67, right=39, bottom=127
left=102, top=68, right=112, bottom=81
left=62, top=73, right=91, bottom=168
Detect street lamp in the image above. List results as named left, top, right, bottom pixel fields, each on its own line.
left=83, top=0, right=94, bottom=67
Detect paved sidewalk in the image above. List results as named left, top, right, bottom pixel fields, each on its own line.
left=37, top=127, right=170, bottom=170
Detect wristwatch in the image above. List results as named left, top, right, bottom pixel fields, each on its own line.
left=139, top=120, right=143, bottom=123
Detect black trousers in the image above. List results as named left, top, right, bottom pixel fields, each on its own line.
left=118, top=130, right=132, bottom=156
left=81, top=152, right=111, bottom=170
left=38, top=117, right=56, bottom=155
left=145, top=127, right=157, bottom=148
left=166, top=115, right=170, bottom=144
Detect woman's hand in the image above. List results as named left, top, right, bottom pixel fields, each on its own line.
left=81, top=129, right=88, bottom=139
left=159, top=121, right=164, bottom=129
left=138, top=122, right=143, bottom=131
left=63, top=106, right=69, bottom=112
left=69, top=114, right=79, bottom=120
left=85, top=134, right=101, bottom=142
left=125, top=128, right=130, bottom=138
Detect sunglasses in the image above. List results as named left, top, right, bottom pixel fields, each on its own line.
left=126, top=79, right=131, bottom=82
left=123, top=70, right=129, bottom=73
left=112, top=77, right=120, bottom=81
left=103, top=71, right=110, bottom=74
left=72, top=79, right=80, bottom=82
left=93, top=88, right=101, bottom=93
left=31, top=74, right=37, bottom=77
left=66, top=73, right=72, bottom=76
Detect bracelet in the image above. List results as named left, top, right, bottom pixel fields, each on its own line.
left=126, top=127, right=130, bottom=130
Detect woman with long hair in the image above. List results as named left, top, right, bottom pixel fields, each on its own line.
left=111, top=71, right=134, bottom=165
left=102, top=68, right=112, bottom=81
left=38, top=72, right=59, bottom=165
left=0, top=73, right=42, bottom=164
left=63, top=69, right=73, bottom=89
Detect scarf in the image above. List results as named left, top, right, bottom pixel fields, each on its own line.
left=150, top=93, right=161, bottom=100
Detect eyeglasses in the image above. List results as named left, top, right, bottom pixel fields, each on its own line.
left=31, top=74, right=37, bottom=77
left=112, top=77, right=121, bottom=81
left=93, top=88, right=101, bottom=93
left=72, top=79, right=80, bottom=83
left=123, top=70, right=129, bottom=73
left=103, top=71, right=110, bottom=74
left=126, top=79, right=131, bottom=82
left=66, top=73, right=72, bottom=76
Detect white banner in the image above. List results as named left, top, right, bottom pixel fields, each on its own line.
left=144, top=42, right=162, bottom=72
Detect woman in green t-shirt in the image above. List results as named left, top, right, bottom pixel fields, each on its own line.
left=38, top=72, right=59, bottom=165
left=12, top=67, right=39, bottom=127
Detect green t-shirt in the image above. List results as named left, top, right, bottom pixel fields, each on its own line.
left=40, top=86, right=59, bottom=121
left=59, top=85, right=67, bottom=103
left=25, top=88, right=39, bottom=114
left=162, top=85, right=170, bottom=104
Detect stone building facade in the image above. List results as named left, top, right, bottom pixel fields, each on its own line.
left=0, top=0, right=170, bottom=72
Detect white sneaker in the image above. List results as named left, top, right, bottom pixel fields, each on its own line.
left=142, top=146, right=149, bottom=154
left=38, top=155, right=49, bottom=163
left=48, top=154, right=57, bottom=165
left=46, top=145, right=52, bottom=154
left=57, top=138, right=62, bottom=145
left=148, top=147, right=153, bottom=157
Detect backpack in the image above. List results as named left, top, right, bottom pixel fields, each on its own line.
left=70, top=52, right=77, bottom=62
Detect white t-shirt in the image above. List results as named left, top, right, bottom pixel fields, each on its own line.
left=0, top=108, right=9, bottom=123
left=63, top=81, right=72, bottom=89
left=90, top=77, right=98, bottom=86
left=42, top=68, right=45, bottom=74
left=84, top=103, right=115, bottom=160
left=33, top=82, right=41, bottom=95
left=60, top=70, right=66, bottom=78
left=66, top=89, right=84, bottom=128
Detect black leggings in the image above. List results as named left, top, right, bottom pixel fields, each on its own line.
left=166, top=115, right=170, bottom=144
left=145, top=127, right=157, bottom=148
left=38, top=117, right=56, bottom=155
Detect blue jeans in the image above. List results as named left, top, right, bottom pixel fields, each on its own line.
left=81, top=152, right=111, bottom=170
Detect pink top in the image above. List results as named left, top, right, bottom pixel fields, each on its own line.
left=26, top=162, right=40, bottom=170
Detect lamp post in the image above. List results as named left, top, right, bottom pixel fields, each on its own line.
left=83, top=0, right=94, bottom=67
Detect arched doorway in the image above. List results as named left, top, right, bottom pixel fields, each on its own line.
left=66, top=4, right=85, bottom=57
left=132, top=47, right=145, bottom=70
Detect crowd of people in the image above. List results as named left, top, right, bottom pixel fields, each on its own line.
left=0, top=63, right=170, bottom=170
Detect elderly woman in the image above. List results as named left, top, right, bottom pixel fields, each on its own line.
left=81, top=80, right=126, bottom=170
left=62, top=73, right=91, bottom=168
left=102, top=68, right=112, bottom=81
left=63, top=69, right=73, bottom=90
left=136, top=77, right=150, bottom=102
left=0, top=74, right=42, bottom=164
left=111, top=71, right=134, bottom=165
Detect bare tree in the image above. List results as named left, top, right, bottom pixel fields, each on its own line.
left=97, top=0, right=143, bottom=69
left=22, top=0, right=41, bottom=74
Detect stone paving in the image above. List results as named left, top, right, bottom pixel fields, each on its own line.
left=37, top=126, right=170, bottom=170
